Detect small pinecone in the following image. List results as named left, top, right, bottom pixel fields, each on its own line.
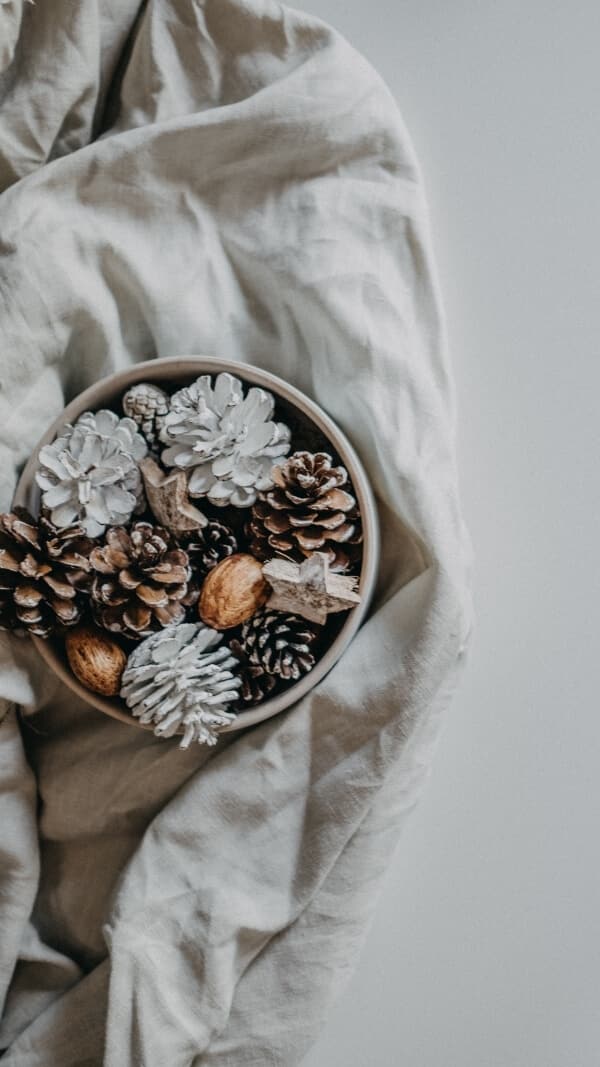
left=0, top=509, right=95, bottom=638
left=122, top=383, right=169, bottom=451
left=90, top=522, right=192, bottom=640
left=247, top=451, right=363, bottom=573
left=229, top=638, right=277, bottom=705
left=239, top=610, right=319, bottom=681
left=185, top=520, right=238, bottom=578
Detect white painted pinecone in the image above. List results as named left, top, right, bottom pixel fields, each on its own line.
left=122, top=382, right=169, bottom=450
left=120, top=621, right=242, bottom=748
left=35, top=410, right=147, bottom=538
left=160, top=372, right=291, bottom=508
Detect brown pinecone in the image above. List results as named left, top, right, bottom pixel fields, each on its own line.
left=0, top=508, right=95, bottom=638
left=229, top=637, right=277, bottom=705
left=239, top=610, right=319, bottom=681
left=185, top=520, right=238, bottom=578
left=247, top=451, right=363, bottom=573
left=90, top=522, right=192, bottom=640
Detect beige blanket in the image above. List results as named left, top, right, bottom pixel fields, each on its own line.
left=0, top=1, right=472, bottom=1063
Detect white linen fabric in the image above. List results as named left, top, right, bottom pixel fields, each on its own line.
left=0, top=1, right=472, bottom=1063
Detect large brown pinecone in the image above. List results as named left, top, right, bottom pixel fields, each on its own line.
left=246, top=451, right=363, bottom=573
left=0, top=509, right=94, bottom=638
left=90, top=522, right=192, bottom=639
left=239, top=610, right=319, bottom=681
left=185, top=520, right=238, bottom=578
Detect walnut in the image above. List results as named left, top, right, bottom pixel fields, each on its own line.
left=65, top=625, right=127, bottom=696
left=198, top=553, right=268, bottom=630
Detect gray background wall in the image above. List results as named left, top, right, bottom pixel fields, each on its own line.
left=301, top=2, right=600, bottom=1065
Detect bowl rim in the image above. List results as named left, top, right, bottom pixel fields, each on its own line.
left=13, top=356, right=380, bottom=734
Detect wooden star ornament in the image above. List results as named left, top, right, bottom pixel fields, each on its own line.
left=262, top=552, right=361, bottom=626
left=140, top=457, right=208, bottom=535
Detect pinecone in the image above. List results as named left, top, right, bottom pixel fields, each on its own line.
left=185, top=520, right=238, bottom=578
left=160, top=372, right=291, bottom=507
left=36, top=409, right=147, bottom=537
left=90, top=522, right=192, bottom=640
left=122, top=382, right=169, bottom=451
left=239, top=610, right=319, bottom=681
left=121, top=622, right=242, bottom=748
left=0, top=509, right=95, bottom=638
left=229, top=638, right=276, bottom=705
left=246, top=451, right=363, bottom=573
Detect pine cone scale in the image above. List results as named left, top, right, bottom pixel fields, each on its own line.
left=295, top=529, right=328, bottom=549
left=123, top=605, right=153, bottom=633
left=109, top=549, right=133, bottom=569
left=323, top=522, right=359, bottom=543
left=148, top=563, right=188, bottom=584
left=154, top=602, right=186, bottom=626
left=95, top=579, right=123, bottom=603
left=0, top=549, right=19, bottom=573
left=43, top=574, right=77, bottom=598
left=14, top=585, right=42, bottom=607
left=284, top=511, right=336, bottom=529
left=263, top=512, right=292, bottom=534
left=50, top=599, right=79, bottom=623
left=22, top=554, right=51, bottom=578
left=267, top=534, right=295, bottom=553
left=89, top=550, right=117, bottom=575
left=9, top=518, right=39, bottom=546
left=315, top=487, right=355, bottom=510
left=19, top=612, right=46, bottom=634
left=119, top=569, right=141, bottom=589
left=100, top=606, right=132, bottom=632
left=136, top=584, right=169, bottom=607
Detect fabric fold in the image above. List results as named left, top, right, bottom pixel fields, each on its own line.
left=0, top=711, right=39, bottom=1019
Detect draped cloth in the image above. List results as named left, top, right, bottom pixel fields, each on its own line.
left=0, top=1, right=472, bottom=1063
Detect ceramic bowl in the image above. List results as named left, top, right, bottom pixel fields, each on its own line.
left=13, top=357, right=379, bottom=733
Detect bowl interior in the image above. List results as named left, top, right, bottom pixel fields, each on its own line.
left=13, top=356, right=379, bottom=733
